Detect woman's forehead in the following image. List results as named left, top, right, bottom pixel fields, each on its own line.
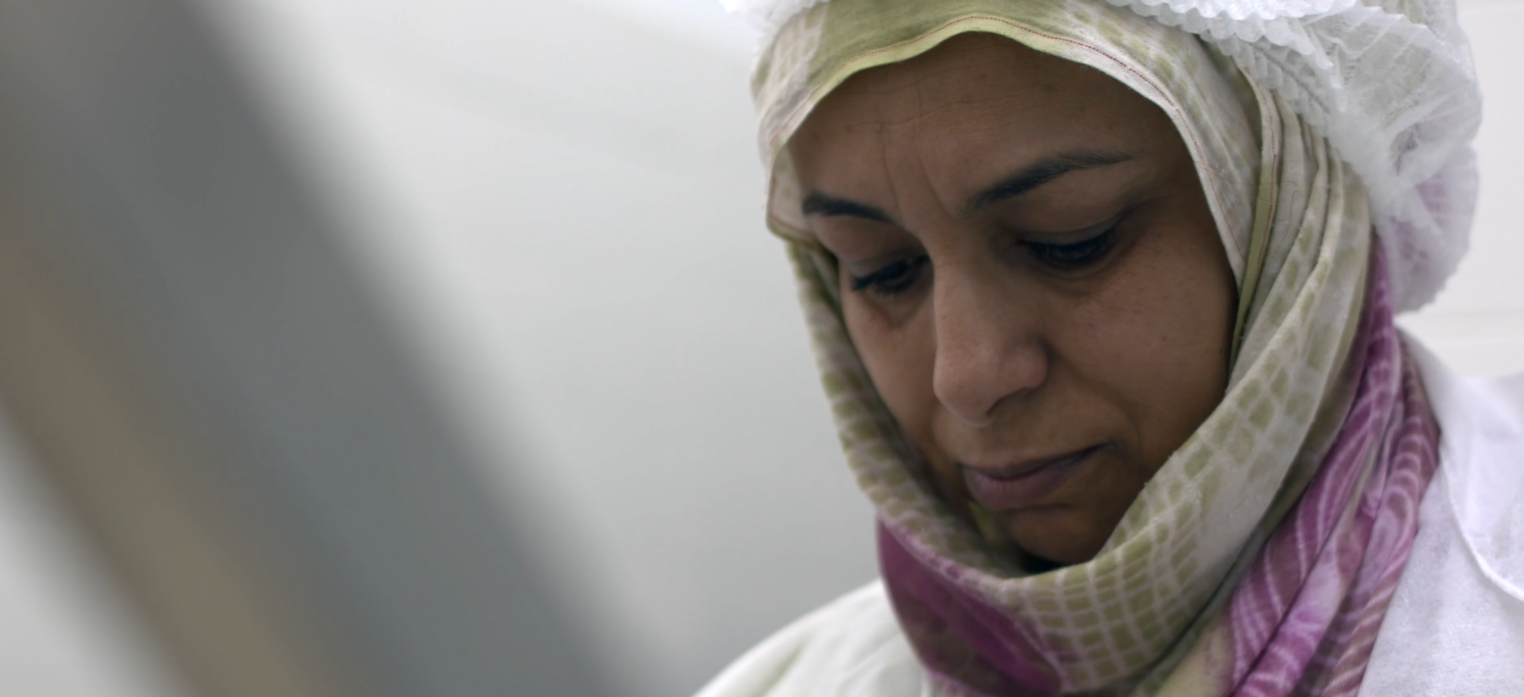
left=789, top=34, right=1178, bottom=202
left=758, top=8, right=1261, bottom=282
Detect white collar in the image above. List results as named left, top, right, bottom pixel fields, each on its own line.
left=1405, top=331, right=1524, bottom=601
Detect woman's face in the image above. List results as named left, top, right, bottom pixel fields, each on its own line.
left=789, top=34, right=1235, bottom=566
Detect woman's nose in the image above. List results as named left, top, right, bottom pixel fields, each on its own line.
left=930, top=270, right=1047, bottom=427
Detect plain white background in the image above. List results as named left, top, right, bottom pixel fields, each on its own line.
left=0, top=1, right=1517, bottom=696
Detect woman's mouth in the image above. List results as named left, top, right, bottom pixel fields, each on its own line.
left=961, top=445, right=1105, bottom=511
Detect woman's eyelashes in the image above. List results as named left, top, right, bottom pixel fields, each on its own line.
left=847, top=225, right=1122, bottom=297
left=841, top=219, right=1127, bottom=295
left=850, top=255, right=929, bottom=297
left=1026, top=224, right=1121, bottom=270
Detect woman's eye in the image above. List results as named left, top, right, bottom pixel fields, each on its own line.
left=1027, top=225, right=1119, bottom=269
left=849, top=256, right=929, bottom=297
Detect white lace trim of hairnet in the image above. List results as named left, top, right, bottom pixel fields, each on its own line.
left=721, top=0, right=829, bottom=39
left=723, top=0, right=1483, bottom=312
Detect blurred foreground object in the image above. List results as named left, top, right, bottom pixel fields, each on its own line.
left=0, top=1, right=608, bottom=696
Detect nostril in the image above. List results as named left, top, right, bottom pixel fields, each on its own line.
left=931, top=312, right=1048, bottom=427
left=933, top=348, right=1024, bottom=427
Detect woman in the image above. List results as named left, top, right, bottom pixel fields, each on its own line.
left=700, top=1, right=1524, bottom=695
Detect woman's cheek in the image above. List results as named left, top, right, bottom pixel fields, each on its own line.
left=845, top=297, right=955, bottom=471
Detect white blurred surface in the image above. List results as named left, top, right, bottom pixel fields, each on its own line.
left=0, top=412, right=190, bottom=697
left=196, top=2, right=868, bottom=696
left=0, top=1, right=1516, bottom=696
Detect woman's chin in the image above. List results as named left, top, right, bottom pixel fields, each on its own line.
left=1003, top=508, right=1112, bottom=569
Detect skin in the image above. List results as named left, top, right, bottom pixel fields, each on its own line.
left=788, top=34, right=1236, bottom=567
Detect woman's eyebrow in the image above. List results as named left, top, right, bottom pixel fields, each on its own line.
left=799, top=149, right=1132, bottom=223
left=801, top=191, right=897, bottom=224
left=964, top=149, right=1135, bottom=214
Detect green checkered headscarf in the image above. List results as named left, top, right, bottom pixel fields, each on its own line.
left=752, top=0, right=1384, bottom=693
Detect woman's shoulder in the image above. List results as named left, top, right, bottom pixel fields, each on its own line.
left=1404, top=336, right=1524, bottom=591
left=692, top=581, right=931, bottom=697
left=1362, top=339, right=1524, bottom=696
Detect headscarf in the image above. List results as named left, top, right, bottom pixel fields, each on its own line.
left=742, top=0, right=1460, bottom=694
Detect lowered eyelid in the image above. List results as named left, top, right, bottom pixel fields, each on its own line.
left=1009, top=211, right=1127, bottom=246
left=843, top=256, right=904, bottom=278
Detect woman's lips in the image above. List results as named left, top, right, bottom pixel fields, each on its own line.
left=961, top=445, right=1104, bottom=511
